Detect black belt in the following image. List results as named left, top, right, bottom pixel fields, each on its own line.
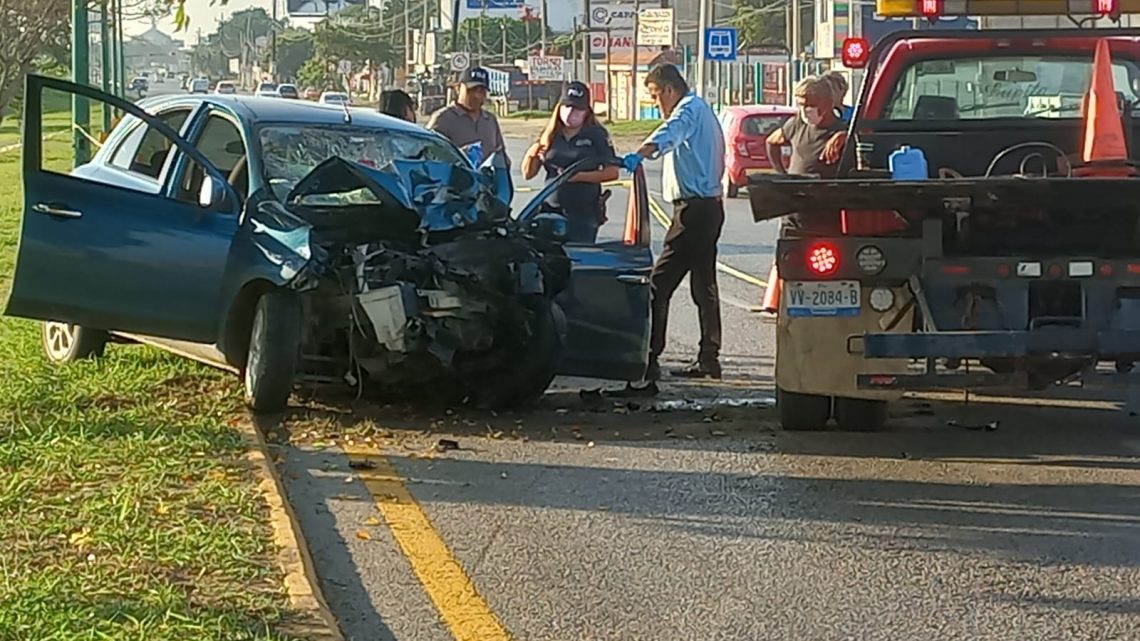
left=672, top=196, right=723, bottom=206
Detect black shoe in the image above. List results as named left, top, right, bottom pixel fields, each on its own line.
left=670, top=361, right=722, bottom=379
left=644, top=360, right=661, bottom=381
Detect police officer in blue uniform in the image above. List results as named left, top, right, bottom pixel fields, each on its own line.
left=521, top=81, right=620, bottom=243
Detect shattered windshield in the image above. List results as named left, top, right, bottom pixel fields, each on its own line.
left=258, top=125, right=466, bottom=201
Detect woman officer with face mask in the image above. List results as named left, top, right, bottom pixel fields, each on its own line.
left=521, top=81, right=620, bottom=243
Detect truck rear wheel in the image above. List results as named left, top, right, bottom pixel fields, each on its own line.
left=777, top=387, right=832, bottom=431
left=834, top=397, right=888, bottom=432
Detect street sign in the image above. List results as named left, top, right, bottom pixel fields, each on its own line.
left=450, top=52, right=470, bottom=72
left=637, top=8, right=673, bottom=46
left=527, top=56, right=565, bottom=82
left=704, top=27, right=737, bottom=62
left=338, top=59, right=353, bottom=75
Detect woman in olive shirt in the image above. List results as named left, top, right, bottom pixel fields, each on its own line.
left=520, top=81, right=619, bottom=243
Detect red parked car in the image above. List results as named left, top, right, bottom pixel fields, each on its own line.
left=719, top=105, right=795, bottom=198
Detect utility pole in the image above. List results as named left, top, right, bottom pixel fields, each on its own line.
left=631, top=0, right=640, bottom=120
left=696, top=0, right=708, bottom=98
left=115, top=0, right=125, bottom=96
left=540, top=0, right=548, bottom=54
left=791, top=0, right=801, bottom=87
left=583, top=0, right=592, bottom=84
left=501, top=22, right=507, bottom=62
left=605, top=22, right=613, bottom=120
left=271, top=0, right=278, bottom=80
left=73, top=0, right=90, bottom=166
left=100, top=1, right=112, bottom=131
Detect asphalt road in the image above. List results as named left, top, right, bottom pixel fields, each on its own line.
left=271, top=122, right=1140, bottom=640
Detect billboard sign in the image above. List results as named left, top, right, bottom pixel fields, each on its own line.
left=287, top=0, right=365, bottom=18
left=589, top=3, right=637, bottom=59
left=637, top=8, right=673, bottom=46
left=528, top=56, right=566, bottom=81
left=465, top=0, right=525, bottom=8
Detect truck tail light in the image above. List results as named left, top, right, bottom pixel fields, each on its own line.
left=920, top=0, right=942, bottom=20
left=807, top=242, right=840, bottom=275
left=736, top=142, right=749, bottom=157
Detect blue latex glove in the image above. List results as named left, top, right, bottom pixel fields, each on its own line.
left=621, top=152, right=643, bottom=173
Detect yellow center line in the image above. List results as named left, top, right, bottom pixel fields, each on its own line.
left=346, top=447, right=513, bottom=641
left=646, top=197, right=768, bottom=289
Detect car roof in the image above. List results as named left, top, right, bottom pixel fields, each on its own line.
left=135, top=94, right=425, bottom=133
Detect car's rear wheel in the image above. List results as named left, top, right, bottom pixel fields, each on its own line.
left=834, top=397, right=889, bottom=432
left=243, top=291, right=303, bottom=414
left=41, top=321, right=107, bottom=363
left=777, top=387, right=832, bottom=431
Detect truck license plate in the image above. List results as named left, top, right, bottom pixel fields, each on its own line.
left=786, top=281, right=860, bottom=317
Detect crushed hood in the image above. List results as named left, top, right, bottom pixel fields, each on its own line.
left=286, top=156, right=512, bottom=232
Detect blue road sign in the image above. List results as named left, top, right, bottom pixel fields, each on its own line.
left=704, top=27, right=737, bottom=62
left=465, top=0, right=523, bottom=8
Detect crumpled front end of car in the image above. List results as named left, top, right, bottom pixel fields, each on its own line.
left=251, top=156, right=570, bottom=404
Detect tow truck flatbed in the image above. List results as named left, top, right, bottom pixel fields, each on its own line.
left=748, top=175, right=1140, bottom=221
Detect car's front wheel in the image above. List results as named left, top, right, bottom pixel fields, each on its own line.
left=243, top=291, right=303, bottom=414
left=41, top=321, right=107, bottom=363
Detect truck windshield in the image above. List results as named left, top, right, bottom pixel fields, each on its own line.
left=883, top=55, right=1140, bottom=120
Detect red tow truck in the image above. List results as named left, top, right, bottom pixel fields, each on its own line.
left=749, top=23, right=1140, bottom=431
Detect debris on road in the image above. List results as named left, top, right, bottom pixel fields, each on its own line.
left=435, top=438, right=461, bottom=452
left=348, top=459, right=377, bottom=470
left=948, top=419, right=1000, bottom=432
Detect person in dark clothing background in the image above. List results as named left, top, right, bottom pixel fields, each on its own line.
left=520, top=81, right=619, bottom=243
left=380, top=89, right=417, bottom=122
left=757, top=75, right=850, bottom=318
left=621, top=64, right=726, bottom=381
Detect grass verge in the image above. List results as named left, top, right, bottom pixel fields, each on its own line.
left=0, top=141, right=302, bottom=639
left=605, top=119, right=662, bottom=137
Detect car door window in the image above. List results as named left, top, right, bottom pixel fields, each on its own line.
left=108, top=108, right=191, bottom=180
left=176, top=113, right=248, bottom=205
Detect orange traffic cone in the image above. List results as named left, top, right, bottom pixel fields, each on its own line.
left=760, top=262, right=781, bottom=315
left=623, top=166, right=642, bottom=245
left=1076, top=38, right=1136, bottom=177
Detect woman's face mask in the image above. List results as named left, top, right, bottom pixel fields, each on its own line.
left=800, top=106, right=824, bottom=126
left=559, top=105, right=587, bottom=129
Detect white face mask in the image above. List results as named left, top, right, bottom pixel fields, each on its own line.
left=800, top=106, right=824, bottom=126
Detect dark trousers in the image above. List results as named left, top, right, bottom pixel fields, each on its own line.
left=649, top=197, right=725, bottom=365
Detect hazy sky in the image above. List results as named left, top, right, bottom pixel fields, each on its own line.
left=124, top=0, right=281, bottom=38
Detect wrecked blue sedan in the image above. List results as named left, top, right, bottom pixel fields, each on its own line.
left=5, top=76, right=653, bottom=412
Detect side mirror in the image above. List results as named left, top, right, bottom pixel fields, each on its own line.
left=198, top=175, right=224, bottom=209
left=529, top=212, right=568, bottom=242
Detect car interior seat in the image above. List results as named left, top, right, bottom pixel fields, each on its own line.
left=913, top=95, right=960, bottom=120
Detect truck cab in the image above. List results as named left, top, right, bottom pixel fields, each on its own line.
left=750, top=26, right=1140, bottom=431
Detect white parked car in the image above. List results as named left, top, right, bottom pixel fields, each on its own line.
left=189, top=78, right=209, bottom=94
left=319, top=91, right=350, bottom=106
left=214, top=81, right=237, bottom=95
left=256, top=81, right=278, bottom=97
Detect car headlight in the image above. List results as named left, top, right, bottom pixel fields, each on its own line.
left=857, top=246, right=886, bottom=275
left=869, top=287, right=895, bottom=312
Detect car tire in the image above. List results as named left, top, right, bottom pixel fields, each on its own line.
left=41, top=321, right=107, bottom=363
left=725, top=181, right=740, bottom=198
left=482, top=300, right=562, bottom=408
left=777, top=386, right=832, bottom=431
left=243, top=290, right=303, bottom=414
left=834, top=397, right=889, bottom=432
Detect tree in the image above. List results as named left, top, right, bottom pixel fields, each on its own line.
left=731, top=0, right=786, bottom=49
left=270, top=28, right=313, bottom=82
left=0, top=0, right=70, bottom=125
left=444, top=16, right=551, bottom=63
